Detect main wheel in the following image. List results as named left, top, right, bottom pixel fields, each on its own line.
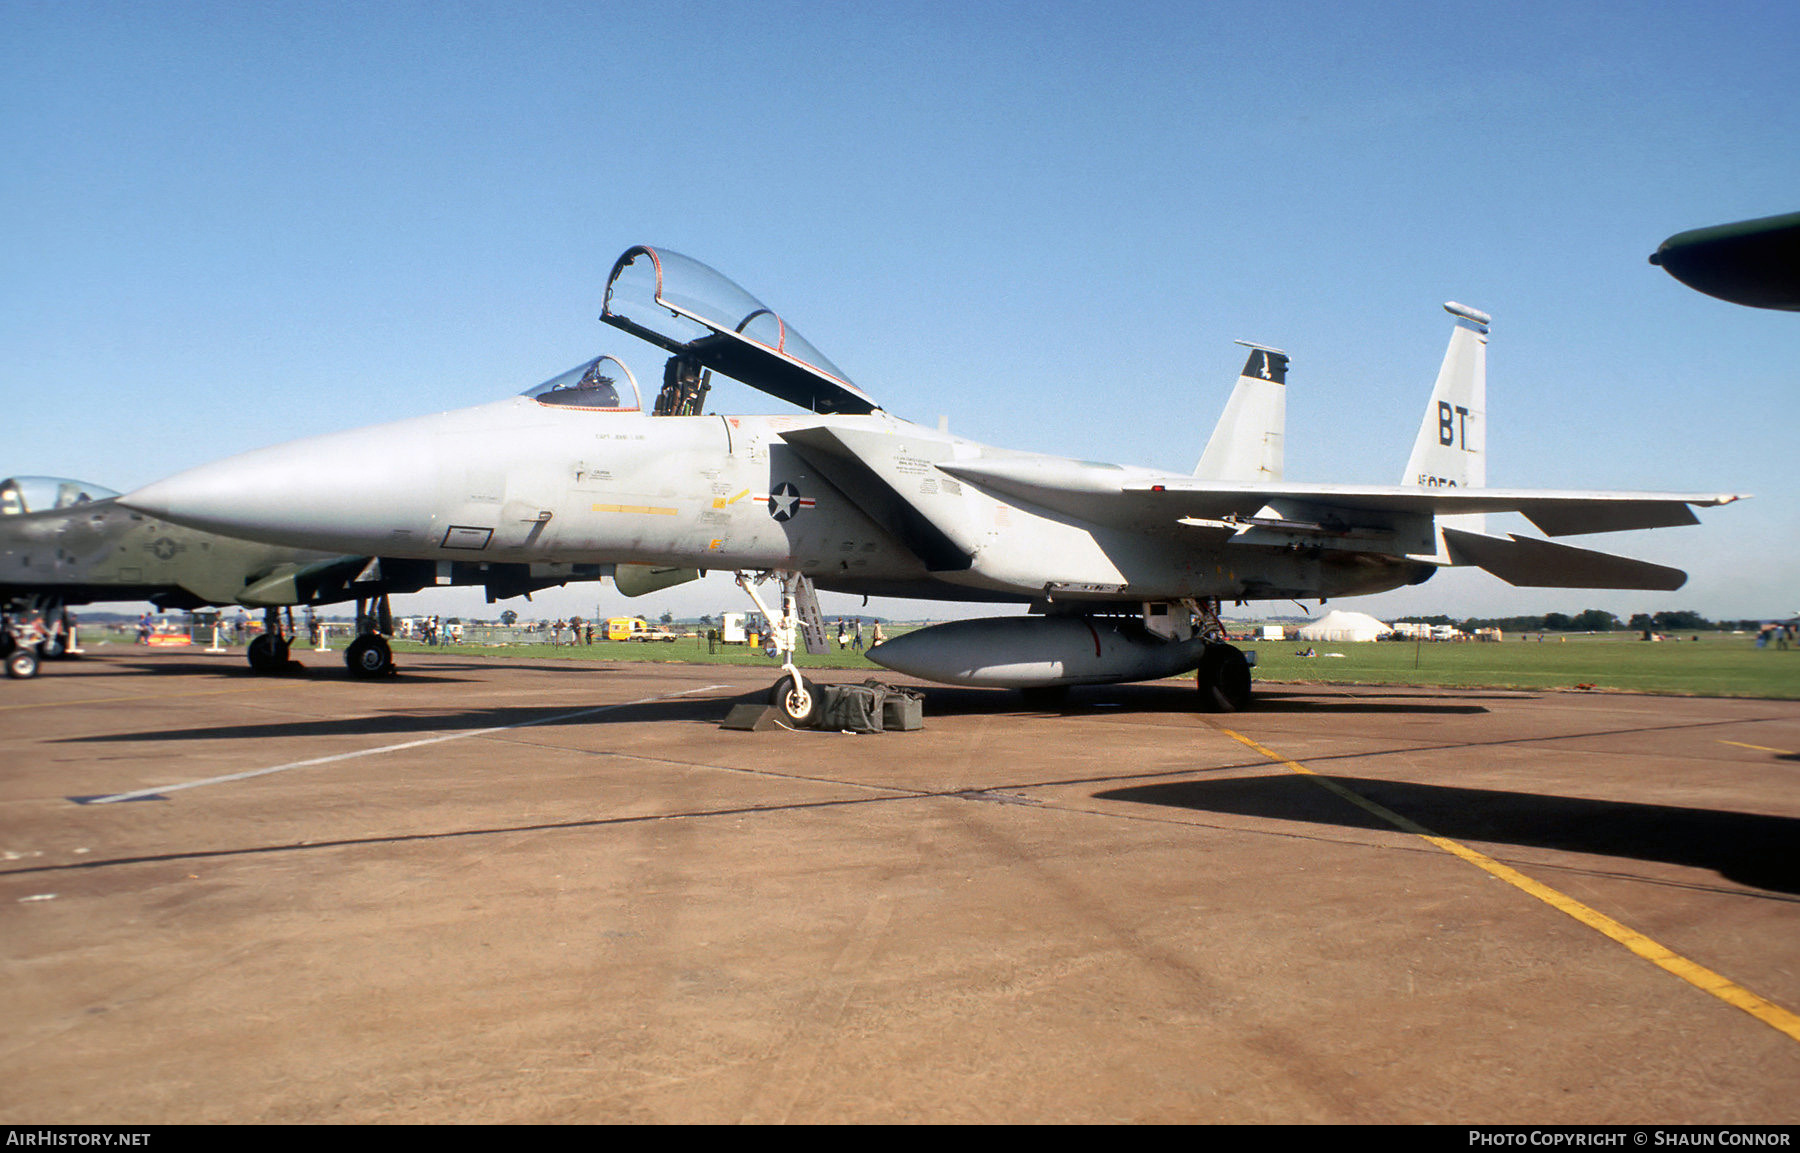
left=344, top=634, right=394, bottom=678
left=769, top=673, right=824, bottom=727
left=1196, top=644, right=1253, bottom=712
left=5, top=647, right=40, bottom=680
left=247, top=633, right=285, bottom=674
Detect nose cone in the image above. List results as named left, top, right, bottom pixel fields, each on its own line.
left=122, top=416, right=445, bottom=554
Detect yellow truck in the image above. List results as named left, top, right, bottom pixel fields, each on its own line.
left=605, top=617, right=679, bottom=642
left=605, top=616, right=649, bottom=642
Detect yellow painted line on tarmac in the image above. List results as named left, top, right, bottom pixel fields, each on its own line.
left=1720, top=740, right=1796, bottom=756
left=1216, top=725, right=1800, bottom=1045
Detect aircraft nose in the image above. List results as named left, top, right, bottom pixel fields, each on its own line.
left=122, top=420, right=438, bottom=553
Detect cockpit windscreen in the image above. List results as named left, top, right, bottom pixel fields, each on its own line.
left=0, top=476, right=120, bottom=516
left=521, top=355, right=643, bottom=411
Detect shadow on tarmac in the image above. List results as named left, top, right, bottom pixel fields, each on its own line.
left=1100, top=774, right=1800, bottom=895
left=910, top=682, right=1493, bottom=717
left=30, top=656, right=492, bottom=683
left=51, top=678, right=1501, bottom=744
left=55, top=693, right=746, bottom=744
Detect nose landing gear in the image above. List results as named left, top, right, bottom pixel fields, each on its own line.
left=738, top=570, right=830, bottom=726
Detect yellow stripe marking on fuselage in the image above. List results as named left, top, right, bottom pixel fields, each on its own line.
left=591, top=503, right=679, bottom=516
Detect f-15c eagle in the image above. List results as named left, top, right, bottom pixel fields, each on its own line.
left=122, top=246, right=1742, bottom=718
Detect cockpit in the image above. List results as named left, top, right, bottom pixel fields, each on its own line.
left=0, top=476, right=120, bottom=517
left=523, top=246, right=884, bottom=419
left=521, top=354, right=643, bottom=412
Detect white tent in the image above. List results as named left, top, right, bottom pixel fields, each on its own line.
left=1296, top=610, right=1393, bottom=643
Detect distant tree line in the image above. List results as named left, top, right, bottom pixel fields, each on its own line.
left=1396, top=610, right=1763, bottom=634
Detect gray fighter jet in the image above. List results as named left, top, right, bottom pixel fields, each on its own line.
left=122, top=246, right=1743, bottom=717
left=0, top=474, right=600, bottom=678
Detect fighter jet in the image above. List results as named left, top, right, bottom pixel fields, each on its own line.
left=121, top=245, right=1743, bottom=718
left=0, top=474, right=602, bottom=678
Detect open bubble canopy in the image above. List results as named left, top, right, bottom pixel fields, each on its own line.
left=599, top=246, right=881, bottom=416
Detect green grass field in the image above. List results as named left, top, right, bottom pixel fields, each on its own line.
left=1249, top=631, right=1800, bottom=698
left=377, top=629, right=1800, bottom=700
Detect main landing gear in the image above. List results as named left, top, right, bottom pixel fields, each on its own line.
left=1196, top=643, right=1253, bottom=712
left=737, top=570, right=828, bottom=726
left=1190, top=597, right=1253, bottom=713
left=247, top=606, right=296, bottom=673
left=2, top=598, right=75, bottom=680
left=247, top=595, right=397, bottom=677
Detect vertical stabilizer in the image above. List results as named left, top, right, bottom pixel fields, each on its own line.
left=1195, top=342, right=1287, bottom=480
left=1403, top=303, right=1488, bottom=537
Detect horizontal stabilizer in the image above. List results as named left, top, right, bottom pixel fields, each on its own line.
left=1442, top=528, right=1687, bottom=590
left=238, top=556, right=370, bottom=606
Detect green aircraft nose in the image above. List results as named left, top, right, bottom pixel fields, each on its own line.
left=1650, top=210, right=1800, bottom=311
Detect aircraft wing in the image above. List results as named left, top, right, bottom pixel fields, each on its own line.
left=1127, top=480, right=1741, bottom=536
left=934, top=458, right=1743, bottom=537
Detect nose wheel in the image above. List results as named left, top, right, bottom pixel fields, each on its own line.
left=5, top=645, right=39, bottom=680
left=770, top=672, right=823, bottom=726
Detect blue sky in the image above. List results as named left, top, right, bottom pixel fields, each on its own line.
left=5, top=1, right=1796, bottom=624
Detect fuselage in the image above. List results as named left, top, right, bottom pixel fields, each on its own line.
left=123, top=396, right=1430, bottom=606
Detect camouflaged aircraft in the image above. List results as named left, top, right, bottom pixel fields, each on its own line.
left=0, top=474, right=600, bottom=678
left=121, top=246, right=1744, bottom=718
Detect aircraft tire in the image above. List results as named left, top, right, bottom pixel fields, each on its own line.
left=1197, top=644, right=1252, bottom=713
left=40, top=634, right=67, bottom=660
left=345, top=635, right=394, bottom=678
left=5, top=647, right=40, bottom=680
left=247, top=634, right=284, bottom=674
left=770, top=673, right=823, bottom=728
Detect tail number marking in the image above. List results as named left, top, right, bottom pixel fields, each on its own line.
left=1437, top=402, right=1473, bottom=450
